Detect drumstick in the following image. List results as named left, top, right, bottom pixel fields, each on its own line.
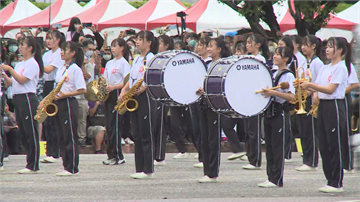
left=255, top=82, right=289, bottom=94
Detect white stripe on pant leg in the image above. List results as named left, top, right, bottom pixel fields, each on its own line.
left=277, top=110, right=285, bottom=186
left=26, top=94, right=38, bottom=170
left=311, top=116, right=316, bottom=167
left=344, top=96, right=351, bottom=169
left=158, top=104, right=164, bottom=160
left=335, top=100, right=343, bottom=187
left=146, top=93, right=154, bottom=172
left=217, top=113, right=221, bottom=175
left=115, top=90, right=120, bottom=160
left=256, top=115, right=260, bottom=167
left=67, top=99, right=76, bottom=174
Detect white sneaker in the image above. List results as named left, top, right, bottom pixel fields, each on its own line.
left=227, top=152, right=246, bottom=160
left=43, top=156, right=58, bottom=163
left=243, top=164, right=261, bottom=170
left=344, top=169, right=355, bottom=174
left=130, top=172, right=154, bottom=179
left=18, top=168, right=38, bottom=174
left=125, top=138, right=134, bottom=145
left=154, top=160, right=166, bottom=166
left=56, top=170, right=78, bottom=176
left=194, top=153, right=199, bottom=159
left=295, top=164, right=317, bottom=171
left=285, top=158, right=292, bottom=163
left=121, top=138, right=125, bottom=145
left=258, top=180, right=278, bottom=188
left=0, top=166, right=4, bottom=172
left=194, top=162, right=204, bottom=168
left=173, top=152, right=190, bottom=159
left=319, top=185, right=343, bottom=193
left=3, top=157, right=10, bottom=162
left=240, top=155, right=248, bottom=161
left=198, top=175, right=217, bottom=183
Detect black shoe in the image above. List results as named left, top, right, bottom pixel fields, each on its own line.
left=102, top=158, right=126, bottom=165
left=94, top=150, right=103, bottom=154
left=79, top=139, right=86, bottom=147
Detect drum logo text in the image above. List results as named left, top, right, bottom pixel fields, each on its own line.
left=172, top=58, right=195, bottom=66
left=236, top=64, right=260, bottom=70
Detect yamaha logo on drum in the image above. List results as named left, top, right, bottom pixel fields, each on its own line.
left=172, top=58, right=195, bottom=66
left=236, top=64, right=260, bottom=70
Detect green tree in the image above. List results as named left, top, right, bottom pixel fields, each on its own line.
left=219, top=1, right=340, bottom=40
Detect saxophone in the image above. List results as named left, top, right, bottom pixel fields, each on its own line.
left=114, top=78, right=144, bottom=115
left=34, top=71, right=68, bottom=123
left=308, top=97, right=319, bottom=118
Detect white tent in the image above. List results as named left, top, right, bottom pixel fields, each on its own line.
left=82, top=0, right=100, bottom=11
left=337, top=1, right=360, bottom=24
left=1, top=0, right=41, bottom=36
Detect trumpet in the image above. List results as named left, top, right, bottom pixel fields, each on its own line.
left=292, top=62, right=311, bottom=114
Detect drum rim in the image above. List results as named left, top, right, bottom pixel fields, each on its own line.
left=204, top=56, right=274, bottom=117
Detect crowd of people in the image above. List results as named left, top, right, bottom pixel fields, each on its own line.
left=0, top=16, right=359, bottom=193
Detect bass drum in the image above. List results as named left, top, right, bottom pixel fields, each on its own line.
left=145, top=50, right=207, bottom=106
left=204, top=56, right=273, bottom=118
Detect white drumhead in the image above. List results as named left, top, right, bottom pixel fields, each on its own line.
left=224, top=58, right=273, bottom=116
left=163, top=52, right=207, bottom=105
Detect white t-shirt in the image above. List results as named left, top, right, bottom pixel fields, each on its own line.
left=347, top=63, right=359, bottom=87
left=295, top=51, right=307, bottom=78
left=315, top=61, right=348, bottom=99
left=55, top=63, right=86, bottom=94
left=12, top=57, right=39, bottom=95
left=273, top=70, right=295, bottom=104
left=104, top=57, right=131, bottom=86
left=43, top=48, right=64, bottom=81
left=129, top=53, right=154, bottom=88
left=255, top=54, right=266, bottom=63
left=308, top=57, right=323, bottom=83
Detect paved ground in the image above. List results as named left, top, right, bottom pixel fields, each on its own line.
left=1, top=153, right=359, bottom=202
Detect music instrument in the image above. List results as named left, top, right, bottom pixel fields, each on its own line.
left=292, top=62, right=312, bottom=114
left=255, top=82, right=289, bottom=94
left=84, top=76, right=109, bottom=102
left=204, top=56, right=273, bottom=118
left=114, top=78, right=144, bottom=115
left=145, top=50, right=207, bottom=106
left=34, top=71, right=68, bottom=123
left=308, top=96, right=319, bottom=118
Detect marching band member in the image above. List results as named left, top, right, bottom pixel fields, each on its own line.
left=197, top=38, right=231, bottom=183
left=295, top=35, right=323, bottom=171
left=1, top=36, right=44, bottom=174
left=102, top=38, right=130, bottom=165
left=241, top=34, right=270, bottom=169
left=119, top=31, right=157, bottom=179
left=40, top=30, right=65, bottom=163
left=258, top=47, right=295, bottom=188
left=299, top=37, right=350, bottom=193
left=153, top=35, right=173, bottom=166
left=40, top=41, right=86, bottom=176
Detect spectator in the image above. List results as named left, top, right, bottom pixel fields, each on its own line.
left=88, top=101, right=106, bottom=154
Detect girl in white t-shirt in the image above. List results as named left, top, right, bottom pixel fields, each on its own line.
left=39, top=41, right=86, bottom=176
left=1, top=36, right=44, bottom=174
left=119, top=31, right=157, bottom=179
left=102, top=38, right=130, bottom=165
left=300, top=37, right=351, bottom=193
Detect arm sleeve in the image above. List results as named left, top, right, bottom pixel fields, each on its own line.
left=94, top=32, right=104, bottom=51
left=74, top=68, right=87, bottom=90
left=347, top=64, right=359, bottom=85
left=330, top=65, right=347, bottom=84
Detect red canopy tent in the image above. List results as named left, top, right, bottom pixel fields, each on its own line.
left=278, top=1, right=357, bottom=32
left=0, top=1, right=17, bottom=35
left=98, top=0, right=186, bottom=31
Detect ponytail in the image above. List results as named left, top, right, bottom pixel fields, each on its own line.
left=301, top=35, right=322, bottom=58
left=345, top=40, right=352, bottom=76
left=136, top=30, right=158, bottom=54
left=23, top=36, right=44, bottom=77
left=61, top=41, right=84, bottom=67
left=212, top=38, right=232, bottom=58
left=327, top=37, right=351, bottom=76
left=247, top=34, right=269, bottom=59
left=111, top=38, right=130, bottom=62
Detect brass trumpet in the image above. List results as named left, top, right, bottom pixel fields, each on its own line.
left=292, top=62, right=311, bottom=114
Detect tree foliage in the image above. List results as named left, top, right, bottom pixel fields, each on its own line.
left=219, top=0, right=341, bottom=40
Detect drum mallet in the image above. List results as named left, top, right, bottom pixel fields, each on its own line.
left=255, top=82, right=289, bottom=94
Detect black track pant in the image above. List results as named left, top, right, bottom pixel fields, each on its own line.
left=221, top=116, right=244, bottom=153
left=104, top=90, right=124, bottom=160
left=296, top=96, right=319, bottom=167
left=200, top=108, right=220, bottom=178
left=130, top=92, right=154, bottom=174
left=0, top=109, right=4, bottom=167
left=54, top=98, right=79, bottom=174
left=264, top=104, right=289, bottom=187
left=318, top=99, right=347, bottom=188
left=151, top=100, right=167, bottom=161
left=190, top=103, right=202, bottom=162
left=243, top=115, right=262, bottom=167
left=170, top=106, right=198, bottom=154
left=13, top=93, right=39, bottom=171
left=343, top=93, right=354, bottom=170
left=43, top=80, right=59, bottom=158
